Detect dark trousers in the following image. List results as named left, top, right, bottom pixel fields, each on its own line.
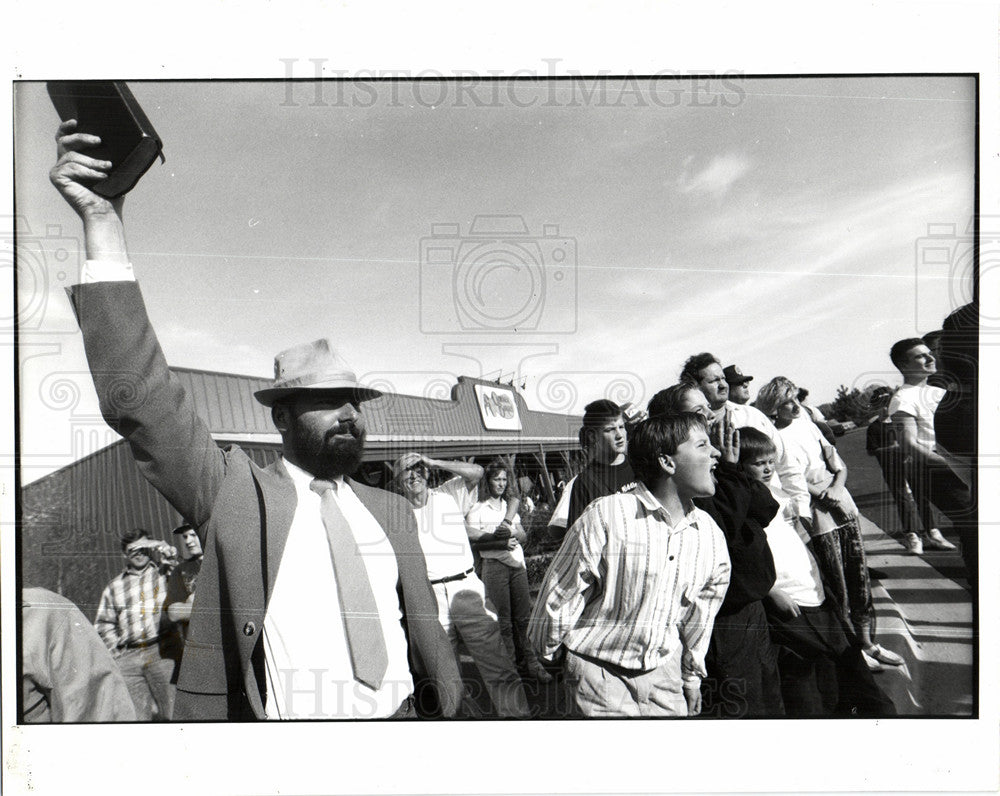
left=905, top=459, right=972, bottom=524
left=766, top=603, right=896, bottom=718
left=907, top=458, right=976, bottom=584
left=873, top=448, right=926, bottom=534
left=480, top=559, right=535, bottom=672
left=702, top=600, right=785, bottom=718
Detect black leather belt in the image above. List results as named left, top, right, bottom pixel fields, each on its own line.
left=122, top=639, right=159, bottom=650
left=429, top=567, right=474, bottom=586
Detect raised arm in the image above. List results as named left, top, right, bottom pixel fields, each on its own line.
left=421, top=455, right=484, bottom=487
left=51, top=121, right=225, bottom=529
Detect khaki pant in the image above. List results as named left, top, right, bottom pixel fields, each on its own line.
left=563, top=647, right=686, bottom=718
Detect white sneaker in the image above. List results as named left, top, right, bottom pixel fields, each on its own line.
left=924, top=528, right=957, bottom=551
left=863, top=643, right=905, bottom=667
left=904, top=533, right=923, bottom=555
left=860, top=648, right=884, bottom=672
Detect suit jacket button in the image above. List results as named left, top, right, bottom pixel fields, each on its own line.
left=243, top=621, right=256, bottom=636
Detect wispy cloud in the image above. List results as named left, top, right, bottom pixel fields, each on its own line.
left=675, top=153, right=753, bottom=199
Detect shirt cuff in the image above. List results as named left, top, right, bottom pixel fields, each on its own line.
left=81, top=260, right=136, bottom=283
left=795, top=496, right=812, bottom=517
left=682, top=670, right=703, bottom=689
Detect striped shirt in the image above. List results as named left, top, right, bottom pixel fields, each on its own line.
left=94, top=564, right=170, bottom=652
left=528, top=482, right=731, bottom=686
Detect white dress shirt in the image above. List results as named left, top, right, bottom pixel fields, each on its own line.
left=261, top=460, right=413, bottom=719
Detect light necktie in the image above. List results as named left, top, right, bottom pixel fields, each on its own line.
left=309, top=478, right=388, bottom=691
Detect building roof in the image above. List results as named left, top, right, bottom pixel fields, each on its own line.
left=171, top=367, right=582, bottom=458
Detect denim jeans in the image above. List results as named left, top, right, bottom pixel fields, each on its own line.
left=873, top=447, right=926, bottom=535
left=116, top=644, right=176, bottom=721
left=479, top=558, right=535, bottom=672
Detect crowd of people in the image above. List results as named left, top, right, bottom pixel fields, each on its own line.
left=21, top=117, right=974, bottom=723
left=22, top=524, right=203, bottom=722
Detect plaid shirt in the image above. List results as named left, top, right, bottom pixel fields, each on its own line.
left=94, top=564, right=170, bottom=652
left=528, top=482, right=731, bottom=686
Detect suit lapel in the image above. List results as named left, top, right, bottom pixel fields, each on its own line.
left=253, top=458, right=297, bottom=602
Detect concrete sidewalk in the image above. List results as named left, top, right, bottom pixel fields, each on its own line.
left=857, top=512, right=974, bottom=716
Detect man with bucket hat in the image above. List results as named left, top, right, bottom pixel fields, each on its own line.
left=52, top=120, right=461, bottom=720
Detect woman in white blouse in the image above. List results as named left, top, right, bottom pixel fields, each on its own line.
left=466, top=459, right=553, bottom=684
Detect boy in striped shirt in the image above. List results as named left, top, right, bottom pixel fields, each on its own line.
left=528, top=414, right=731, bottom=717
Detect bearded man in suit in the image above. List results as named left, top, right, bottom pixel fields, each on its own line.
left=51, top=119, right=462, bottom=721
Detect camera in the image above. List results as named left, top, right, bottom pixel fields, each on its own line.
left=419, top=215, right=577, bottom=334
left=914, top=217, right=998, bottom=333
left=129, top=540, right=178, bottom=567
left=5, top=216, right=82, bottom=332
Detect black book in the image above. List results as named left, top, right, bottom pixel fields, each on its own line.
left=47, top=81, right=165, bottom=199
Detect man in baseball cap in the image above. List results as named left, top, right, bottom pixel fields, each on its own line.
left=723, top=364, right=753, bottom=406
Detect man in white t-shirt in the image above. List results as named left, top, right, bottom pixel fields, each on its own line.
left=887, top=338, right=969, bottom=555
left=394, top=453, right=530, bottom=717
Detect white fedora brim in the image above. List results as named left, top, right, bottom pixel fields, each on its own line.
left=254, top=383, right=382, bottom=407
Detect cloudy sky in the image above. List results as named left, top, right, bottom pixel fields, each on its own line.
left=15, top=76, right=974, bottom=482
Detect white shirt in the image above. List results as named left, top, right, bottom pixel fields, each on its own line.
left=761, top=487, right=825, bottom=608
left=411, top=476, right=477, bottom=581
left=889, top=382, right=946, bottom=451
left=726, top=401, right=811, bottom=518
left=262, top=459, right=413, bottom=719
left=804, top=403, right=827, bottom=423
left=547, top=475, right=578, bottom=530
left=777, top=415, right=844, bottom=486
left=466, top=498, right=526, bottom=568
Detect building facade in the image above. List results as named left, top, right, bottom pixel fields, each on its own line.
left=20, top=368, right=583, bottom=613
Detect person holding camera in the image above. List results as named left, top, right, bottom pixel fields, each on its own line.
left=94, top=528, right=182, bottom=721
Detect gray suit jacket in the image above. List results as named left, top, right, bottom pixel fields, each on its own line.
left=70, top=281, right=463, bottom=720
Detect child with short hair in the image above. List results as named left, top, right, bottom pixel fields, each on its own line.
left=529, top=414, right=731, bottom=717
left=737, top=427, right=895, bottom=717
